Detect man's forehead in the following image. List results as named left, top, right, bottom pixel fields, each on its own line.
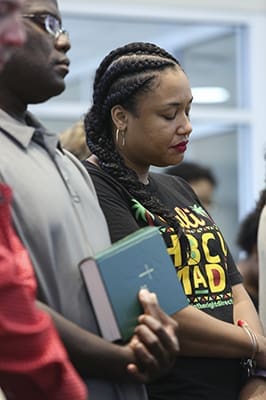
left=22, top=0, right=58, bottom=14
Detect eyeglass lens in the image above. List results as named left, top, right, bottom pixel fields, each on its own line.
left=23, top=14, right=67, bottom=38
left=45, top=14, right=61, bottom=36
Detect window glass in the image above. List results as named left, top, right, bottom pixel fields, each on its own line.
left=45, top=15, right=244, bottom=111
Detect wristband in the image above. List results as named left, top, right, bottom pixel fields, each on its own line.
left=237, top=319, right=258, bottom=360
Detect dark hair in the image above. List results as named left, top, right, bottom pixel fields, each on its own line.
left=237, top=188, right=266, bottom=255
left=84, top=42, right=188, bottom=258
left=255, top=188, right=266, bottom=216
left=236, top=211, right=259, bottom=255
left=165, top=161, right=217, bottom=187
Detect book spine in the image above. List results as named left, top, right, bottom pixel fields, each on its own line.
left=81, top=259, right=121, bottom=342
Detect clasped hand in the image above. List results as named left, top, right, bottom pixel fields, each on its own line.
left=239, top=334, right=266, bottom=399
left=126, top=288, right=179, bottom=383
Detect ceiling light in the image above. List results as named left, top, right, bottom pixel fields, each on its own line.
left=192, top=87, right=230, bottom=104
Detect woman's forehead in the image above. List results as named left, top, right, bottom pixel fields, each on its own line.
left=147, top=67, right=191, bottom=99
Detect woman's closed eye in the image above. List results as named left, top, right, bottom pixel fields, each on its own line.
left=162, top=113, right=177, bottom=121
left=162, top=110, right=191, bottom=121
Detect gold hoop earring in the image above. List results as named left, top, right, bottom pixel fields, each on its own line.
left=121, top=131, right=125, bottom=147
left=115, top=128, right=126, bottom=147
left=115, top=128, right=120, bottom=143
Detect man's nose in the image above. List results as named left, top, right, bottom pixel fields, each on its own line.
left=55, top=31, right=71, bottom=53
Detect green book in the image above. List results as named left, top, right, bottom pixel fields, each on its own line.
left=79, top=226, right=188, bottom=342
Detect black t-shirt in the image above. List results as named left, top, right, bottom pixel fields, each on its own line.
left=84, top=161, right=244, bottom=400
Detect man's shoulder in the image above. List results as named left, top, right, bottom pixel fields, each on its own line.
left=0, top=109, right=36, bottom=150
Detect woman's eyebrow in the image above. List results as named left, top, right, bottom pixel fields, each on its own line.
left=162, top=98, right=193, bottom=107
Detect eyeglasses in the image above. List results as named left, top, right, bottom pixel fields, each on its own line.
left=22, top=13, right=68, bottom=39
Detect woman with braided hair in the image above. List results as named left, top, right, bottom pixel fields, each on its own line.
left=83, top=42, right=266, bottom=399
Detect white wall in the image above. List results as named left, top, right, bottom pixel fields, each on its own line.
left=59, top=0, right=266, bottom=13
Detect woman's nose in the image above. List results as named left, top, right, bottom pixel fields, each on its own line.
left=176, top=115, right=192, bottom=136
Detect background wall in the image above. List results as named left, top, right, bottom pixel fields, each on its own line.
left=60, top=0, right=266, bottom=12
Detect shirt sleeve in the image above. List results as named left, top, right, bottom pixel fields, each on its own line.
left=0, top=184, right=87, bottom=400
left=226, top=248, right=243, bottom=286
left=0, top=245, right=87, bottom=400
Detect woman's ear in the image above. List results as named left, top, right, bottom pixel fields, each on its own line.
left=111, top=105, right=128, bottom=130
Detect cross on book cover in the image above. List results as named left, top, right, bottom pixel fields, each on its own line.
left=80, top=226, right=188, bottom=342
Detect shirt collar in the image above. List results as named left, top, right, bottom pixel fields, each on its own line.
left=0, top=108, right=35, bottom=148
left=0, top=109, right=61, bottom=156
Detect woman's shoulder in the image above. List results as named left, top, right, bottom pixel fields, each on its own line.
left=82, top=160, right=132, bottom=201
left=150, top=171, right=196, bottom=194
left=82, top=159, right=111, bottom=183
left=150, top=171, right=185, bottom=185
left=149, top=171, right=200, bottom=207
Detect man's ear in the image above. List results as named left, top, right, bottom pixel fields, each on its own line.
left=111, top=105, right=128, bottom=130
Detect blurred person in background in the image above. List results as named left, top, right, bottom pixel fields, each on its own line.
left=237, top=189, right=266, bottom=314
left=0, top=0, right=25, bottom=69
left=257, top=188, right=266, bottom=331
left=165, top=161, right=217, bottom=211
left=0, top=185, right=88, bottom=400
left=60, top=120, right=91, bottom=161
left=236, top=209, right=260, bottom=311
left=0, top=1, right=87, bottom=399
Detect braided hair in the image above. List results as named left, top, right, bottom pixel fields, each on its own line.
left=84, top=42, right=189, bottom=260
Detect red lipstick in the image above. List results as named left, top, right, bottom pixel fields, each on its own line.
left=171, top=140, right=189, bottom=153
